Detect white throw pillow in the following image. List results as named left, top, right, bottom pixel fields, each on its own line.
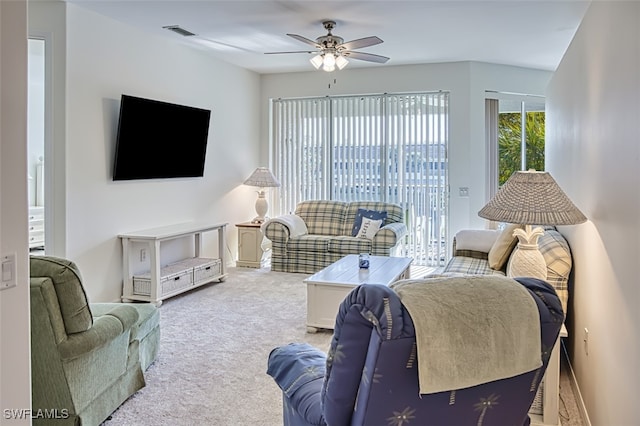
left=454, top=229, right=500, bottom=252
left=356, top=217, right=383, bottom=239
left=488, top=224, right=522, bottom=270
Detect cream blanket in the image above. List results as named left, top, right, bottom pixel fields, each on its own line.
left=261, top=214, right=308, bottom=238
left=390, top=275, right=541, bottom=394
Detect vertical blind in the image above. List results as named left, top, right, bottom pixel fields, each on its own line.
left=271, top=92, right=449, bottom=266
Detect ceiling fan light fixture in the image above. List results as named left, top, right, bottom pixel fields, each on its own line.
left=323, top=54, right=336, bottom=71
left=323, top=63, right=336, bottom=72
left=270, top=21, right=389, bottom=71
left=335, top=55, right=349, bottom=70
left=310, top=54, right=324, bottom=69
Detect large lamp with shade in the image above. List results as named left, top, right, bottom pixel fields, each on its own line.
left=243, top=167, right=280, bottom=224
left=478, top=170, right=586, bottom=279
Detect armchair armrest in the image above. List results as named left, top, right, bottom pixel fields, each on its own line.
left=58, top=306, right=139, bottom=360
left=452, top=229, right=499, bottom=258
left=262, top=214, right=309, bottom=243
left=94, top=304, right=139, bottom=329
left=262, top=221, right=291, bottom=243
left=267, top=343, right=326, bottom=426
left=372, top=222, right=407, bottom=248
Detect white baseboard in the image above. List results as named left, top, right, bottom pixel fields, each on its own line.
left=561, top=341, right=592, bottom=426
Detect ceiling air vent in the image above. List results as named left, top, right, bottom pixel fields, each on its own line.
left=163, top=25, right=196, bottom=37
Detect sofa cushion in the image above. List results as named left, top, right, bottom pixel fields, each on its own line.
left=442, top=256, right=505, bottom=276
left=488, top=224, right=522, bottom=271
left=538, top=229, right=572, bottom=311
left=288, top=235, right=332, bottom=253
left=296, top=200, right=348, bottom=236
left=351, top=208, right=388, bottom=236
left=328, top=236, right=372, bottom=254
left=30, top=256, right=93, bottom=335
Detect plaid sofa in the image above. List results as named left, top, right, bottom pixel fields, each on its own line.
left=442, top=227, right=573, bottom=313
left=263, top=200, right=407, bottom=274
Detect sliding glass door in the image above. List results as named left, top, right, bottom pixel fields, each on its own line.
left=271, top=92, right=449, bottom=266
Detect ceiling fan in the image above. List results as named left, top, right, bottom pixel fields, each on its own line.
left=265, top=20, right=390, bottom=72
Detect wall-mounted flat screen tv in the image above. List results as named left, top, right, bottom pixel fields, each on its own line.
left=113, top=94, right=211, bottom=180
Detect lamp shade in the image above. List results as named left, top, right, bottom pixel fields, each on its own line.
left=478, top=170, right=586, bottom=226
left=310, top=54, right=323, bottom=69
left=335, top=55, right=349, bottom=70
left=243, top=167, right=280, bottom=188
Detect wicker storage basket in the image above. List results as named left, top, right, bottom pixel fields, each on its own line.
left=193, top=258, right=221, bottom=282
left=133, top=257, right=222, bottom=297
left=133, top=262, right=193, bottom=296
left=529, top=381, right=544, bottom=415
left=171, top=257, right=221, bottom=283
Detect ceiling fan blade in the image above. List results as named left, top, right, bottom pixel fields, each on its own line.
left=343, top=51, right=390, bottom=64
left=338, top=36, right=383, bottom=51
left=264, top=50, right=317, bottom=55
left=287, top=34, right=321, bottom=48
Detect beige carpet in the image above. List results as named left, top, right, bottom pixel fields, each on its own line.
left=103, top=267, right=332, bottom=426
left=103, top=266, right=584, bottom=426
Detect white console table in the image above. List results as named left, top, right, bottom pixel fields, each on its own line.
left=119, top=222, right=227, bottom=306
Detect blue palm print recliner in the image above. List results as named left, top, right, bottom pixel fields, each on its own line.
left=267, top=277, right=564, bottom=426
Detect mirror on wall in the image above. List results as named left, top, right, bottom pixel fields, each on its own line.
left=28, top=38, right=45, bottom=253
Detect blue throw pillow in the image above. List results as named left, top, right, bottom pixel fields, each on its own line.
left=351, top=208, right=388, bottom=237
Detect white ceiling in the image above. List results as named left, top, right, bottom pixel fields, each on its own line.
left=65, top=0, right=591, bottom=74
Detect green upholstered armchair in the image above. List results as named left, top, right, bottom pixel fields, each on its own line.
left=30, top=256, right=160, bottom=425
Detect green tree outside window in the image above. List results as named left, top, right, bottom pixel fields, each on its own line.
left=498, top=111, right=545, bottom=186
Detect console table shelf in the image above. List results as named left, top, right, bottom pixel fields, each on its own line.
left=119, top=222, right=228, bottom=306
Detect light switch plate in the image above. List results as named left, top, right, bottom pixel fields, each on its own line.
left=1, top=253, right=17, bottom=291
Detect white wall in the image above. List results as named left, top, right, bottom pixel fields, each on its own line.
left=260, top=61, right=551, bottom=237
left=27, top=3, right=553, bottom=303
left=29, top=2, right=262, bottom=302
left=0, top=0, right=31, bottom=423
left=546, top=2, right=640, bottom=424
left=29, top=0, right=67, bottom=257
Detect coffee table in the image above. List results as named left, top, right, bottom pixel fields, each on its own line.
left=304, top=254, right=413, bottom=332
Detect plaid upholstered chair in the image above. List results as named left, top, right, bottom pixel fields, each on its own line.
left=268, top=276, right=564, bottom=426
left=263, top=200, right=408, bottom=274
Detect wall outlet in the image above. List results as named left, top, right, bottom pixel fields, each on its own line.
left=459, top=187, right=469, bottom=197
left=140, top=248, right=147, bottom=262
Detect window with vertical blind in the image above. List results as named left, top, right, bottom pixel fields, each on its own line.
left=271, top=92, right=449, bottom=266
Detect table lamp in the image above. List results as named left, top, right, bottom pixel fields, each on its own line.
left=478, top=170, right=586, bottom=279
left=243, top=167, right=280, bottom=224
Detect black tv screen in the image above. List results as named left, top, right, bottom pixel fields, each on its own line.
left=113, top=95, right=211, bottom=180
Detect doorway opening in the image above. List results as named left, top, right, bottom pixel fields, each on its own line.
left=28, top=38, right=46, bottom=253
